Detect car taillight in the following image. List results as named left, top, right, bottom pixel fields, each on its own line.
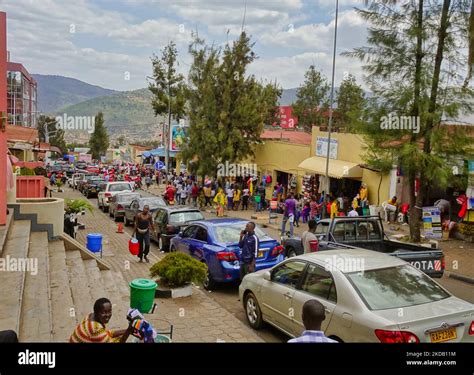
left=270, top=245, right=284, bottom=257
left=117, top=204, right=123, bottom=210
left=105, top=193, right=112, bottom=197
left=309, top=239, right=319, bottom=252
left=375, top=329, right=419, bottom=343
left=469, top=321, right=474, bottom=335
left=441, top=256, right=445, bottom=270
left=217, top=251, right=238, bottom=262
left=166, top=225, right=176, bottom=234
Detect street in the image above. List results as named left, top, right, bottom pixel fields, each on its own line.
left=81, top=185, right=474, bottom=343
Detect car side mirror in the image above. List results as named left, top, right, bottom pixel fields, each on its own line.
left=179, top=231, right=184, bottom=237
left=263, top=271, right=271, bottom=281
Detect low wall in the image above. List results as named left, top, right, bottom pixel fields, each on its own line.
left=14, top=198, right=64, bottom=238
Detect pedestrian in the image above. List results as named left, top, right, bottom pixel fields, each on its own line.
left=301, top=219, right=318, bottom=253
left=302, top=202, right=310, bottom=223
left=214, top=188, right=226, bottom=217
left=239, top=222, right=259, bottom=280
left=133, top=205, right=155, bottom=263
left=50, top=173, right=56, bottom=187
left=203, top=184, right=212, bottom=207
left=191, top=183, right=199, bottom=207
left=233, top=185, right=241, bottom=210
left=382, top=196, right=398, bottom=222
left=281, top=193, right=297, bottom=237
left=145, top=175, right=151, bottom=190
left=226, top=184, right=235, bottom=210
left=242, top=186, right=250, bottom=210
left=348, top=204, right=359, bottom=217
left=256, top=183, right=266, bottom=212
left=179, top=184, right=188, bottom=205
left=330, top=197, right=339, bottom=219
left=288, top=300, right=338, bottom=343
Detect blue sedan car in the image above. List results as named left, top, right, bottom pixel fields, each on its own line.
left=170, top=218, right=285, bottom=290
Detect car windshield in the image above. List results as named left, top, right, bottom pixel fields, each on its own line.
left=213, top=224, right=269, bottom=244
left=346, top=265, right=450, bottom=310
left=169, top=211, right=204, bottom=224
left=139, top=198, right=165, bottom=209
left=109, top=183, right=132, bottom=192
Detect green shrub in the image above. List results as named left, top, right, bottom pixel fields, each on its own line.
left=65, top=198, right=93, bottom=214
left=149, top=252, right=207, bottom=288
left=19, top=167, right=35, bottom=176
left=34, top=167, right=47, bottom=176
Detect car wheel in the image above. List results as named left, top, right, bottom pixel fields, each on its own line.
left=98, top=199, right=102, bottom=209
left=244, top=292, right=263, bottom=329
left=286, top=247, right=297, bottom=258
left=203, top=270, right=216, bottom=291
left=158, top=236, right=164, bottom=251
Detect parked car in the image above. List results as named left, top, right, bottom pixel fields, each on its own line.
left=75, top=161, right=88, bottom=170
left=97, top=181, right=134, bottom=212
left=171, top=218, right=285, bottom=290
left=151, top=207, right=204, bottom=252
left=78, top=174, right=100, bottom=194
left=282, top=216, right=445, bottom=278
left=239, top=248, right=474, bottom=343
left=108, top=192, right=141, bottom=221
left=86, top=165, right=100, bottom=174
left=123, top=196, right=167, bottom=225
left=83, top=177, right=106, bottom=198
left=70, top=172, right=87, bottom=189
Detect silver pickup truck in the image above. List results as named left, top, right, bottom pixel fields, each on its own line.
left=282, top=216, right=444, bottom=278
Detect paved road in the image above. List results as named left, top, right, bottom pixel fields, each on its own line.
left=83, top=186, right=473, bottom=343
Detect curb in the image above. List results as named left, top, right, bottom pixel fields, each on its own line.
left=444, top=271, right=474, bottom=285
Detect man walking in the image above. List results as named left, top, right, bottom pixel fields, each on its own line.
left=281, top=193, right=297, bottom=237
left=133, top=205, right=156, bottom=263
left=239, top=222, right=259, bottom=280
left=288, top=300, right=337, bottom=343
left=301, top=219, right=318, bottom=253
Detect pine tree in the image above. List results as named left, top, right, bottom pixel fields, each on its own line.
left=292, top=65, right=330, bottom=132
left=346, top=1, right=473, bottom=241
left=181, top=33, right=281, bottom=177
left=336, top=74, right=366, bottom=128
left=89, top=112, right=109, bottom=160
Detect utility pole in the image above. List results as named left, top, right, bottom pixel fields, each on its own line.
left=166, top=81, right=171, bottom=173
left=324, top=0, right=339, bottom=196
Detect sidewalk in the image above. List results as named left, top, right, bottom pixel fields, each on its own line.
left=147, top=184, right=474, bottom=283
left=56, top=187, right=263, bottom=342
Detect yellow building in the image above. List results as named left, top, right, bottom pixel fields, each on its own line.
left=297, top=126, right=394, bottom=206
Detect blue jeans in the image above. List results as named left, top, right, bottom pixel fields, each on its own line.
left=136, top=231, right=150, bottom=259
left=281, top=216, right=294, bottom=236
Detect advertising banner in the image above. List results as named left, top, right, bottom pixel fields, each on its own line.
left=316, top=137, right=338, bottom=159
left=422, top=206, right=442, bottom=239
left=170, top=124, right=189, bottom=152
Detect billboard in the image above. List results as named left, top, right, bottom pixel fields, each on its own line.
left=272, top=106, right=298, bottom=129
left=316, top=137, right=338, bottom=159
left=170, top=124, right=189, bottom=152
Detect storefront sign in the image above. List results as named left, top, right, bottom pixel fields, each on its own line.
left=316, top=137, right=338, bottom=159
left=422, top=206, right=442, bottom=239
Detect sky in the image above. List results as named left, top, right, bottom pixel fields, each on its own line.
left=1, top=0, right=371, bottom=91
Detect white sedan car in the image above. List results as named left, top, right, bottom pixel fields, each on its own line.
left=239, top=248, right=474, bottom=343
left=97, top=181, right=134, bottom=212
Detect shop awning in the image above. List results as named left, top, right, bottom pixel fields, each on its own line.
left=298, top=156, right=363, bottom=179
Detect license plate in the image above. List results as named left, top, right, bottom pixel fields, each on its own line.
left=430, top=328, right=457, bottom=343
left=257, top=251, right=265, bottom=258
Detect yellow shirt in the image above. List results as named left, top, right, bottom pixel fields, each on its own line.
left=360, top=187, right=368, bottom=201
left=233, top=189, right=241, bottom=201
left=352, top=198, right=359, bottom=210
left=330, top=201, right=339, bottom=219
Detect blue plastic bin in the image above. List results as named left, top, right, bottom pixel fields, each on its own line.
left=86, top=233, right=102, bottom=253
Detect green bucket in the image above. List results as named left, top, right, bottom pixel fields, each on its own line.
left=129, top=278, right=157, bottom=313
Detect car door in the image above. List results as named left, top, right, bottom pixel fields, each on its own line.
left=176, top=225, right=198, bottom=255
left=290, top=263, right=337, bottom=337
left=260, top=260, right=307, bottom=335
left=154, top=209, right=167, bottom=239
left=127, top=200, right=139, bottom=222
left=189, top=226, right=208, bottom=261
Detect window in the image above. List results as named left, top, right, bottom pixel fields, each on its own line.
left=182, top=226, right=197, bottom=238
left=154, top=210, right=167, bottom=224
left=333, top=222, right=345, bottom=241
left=194, top=227, right=208, bottom=242
left=315, top=223, right=329, bottom=236
left=367, top=221, right=382, bottom=240
left=344, top=222, right=356, bottom=241
left=271, top=261, right=306, bottom=288
left=169, top=211, right=204, bottom=224
left=213, top=224, right=268, bottom=244
left=109, top=183, right=132, bottom=192
left=301, top=264, right=337, bottom=302
left=346, top=265, right=450, bottom=310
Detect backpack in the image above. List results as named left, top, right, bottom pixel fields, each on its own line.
left=266, top=175, right=272, bottom=184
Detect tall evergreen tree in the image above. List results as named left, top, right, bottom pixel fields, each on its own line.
left=37, top=115, right=67, bottom=153
left=292, top=65, right=330, bottom=132
left=346, top=1, right=473, bottom=241
left=181, top=33, right=281, bottom=177
left=336, top=74, right=366, bottom=128
left=89, top=112, right=109, bottom=160
left=149, top=41, right=187, bottom=170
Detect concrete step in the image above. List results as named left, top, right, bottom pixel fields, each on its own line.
left=49, top=240, right=77, bottom=342
left=83, top=259, right=108, bottom=302
left=0, top=220, right=31, bottom=333
left=65, top=250, right=94, bottom=323
left=19, top=232, right=52, bottom=342
left=100, top=270, right=130, bottom=330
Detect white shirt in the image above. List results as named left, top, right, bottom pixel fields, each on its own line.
left=348, top=209, right=359, bottom=217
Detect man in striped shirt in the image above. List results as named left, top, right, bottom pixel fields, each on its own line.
left=288, top=300, right=338, bottom=343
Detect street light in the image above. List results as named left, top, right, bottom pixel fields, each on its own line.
left=324, top=0, right=339, bottom=199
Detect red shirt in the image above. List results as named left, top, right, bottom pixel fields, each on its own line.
left=191, top=185, right=199, bottom=197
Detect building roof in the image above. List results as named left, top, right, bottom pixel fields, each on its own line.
left=260, top=129, right=312, bottom=145
left=7, top=62, right=36, bottom=84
